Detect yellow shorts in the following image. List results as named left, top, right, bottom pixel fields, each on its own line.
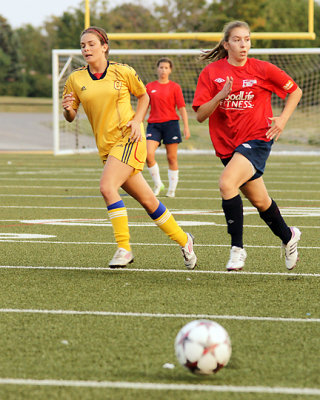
left=102, top=133, right=147, bottom=176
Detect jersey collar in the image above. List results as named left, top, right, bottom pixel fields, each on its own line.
left=87, top=61, right=109, bottom=80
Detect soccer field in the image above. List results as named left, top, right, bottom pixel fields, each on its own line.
left=0, top=152, right=319, bottom=400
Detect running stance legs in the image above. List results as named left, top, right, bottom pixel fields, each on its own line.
left=100, top=156, right=197, bottom=269
left=219, top=153, right=300, bottom=271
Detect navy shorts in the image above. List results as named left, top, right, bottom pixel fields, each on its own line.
left=221, top=139, right=273, bottom=181
left=146, top=120, right=182, bottom=145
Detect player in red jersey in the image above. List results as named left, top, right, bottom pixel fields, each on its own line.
left=193, top=21, right=302, bottom=271
left=146, top=58, right=190, bottom=197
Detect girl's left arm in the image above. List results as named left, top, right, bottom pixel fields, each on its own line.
left=178, top=107, right=190, bottom=139
left=266, top=86, right=302, bottom=141
left=127, top=92, right=150, bottom=142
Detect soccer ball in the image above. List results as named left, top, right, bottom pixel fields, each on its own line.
left=174, top=319, right=232, bottom=375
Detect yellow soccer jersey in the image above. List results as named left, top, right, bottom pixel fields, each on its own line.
left=63, top=62, right=147, bottom=159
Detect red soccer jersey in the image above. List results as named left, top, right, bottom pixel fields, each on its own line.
left=192, top=57, right=298, bottom=158
left=146, top=80, right=185, bottom=123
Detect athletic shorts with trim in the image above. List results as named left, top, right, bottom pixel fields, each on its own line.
left=102, top=133, right=147, bottom=177
left=221, top=139, right=273, bottom=181
left=146, top=120, right=182, bottom=145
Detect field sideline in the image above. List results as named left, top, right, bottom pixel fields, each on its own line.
left=0, top=152, right=319, bottom=400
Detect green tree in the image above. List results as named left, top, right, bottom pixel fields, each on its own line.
left=155, top=0, right=207, bottom=32
left=16, top=25, right=51, bottom=75
left=0, top=16, right=23, bottom=81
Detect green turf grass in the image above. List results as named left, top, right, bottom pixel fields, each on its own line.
left=0, top=153, right=319, bottom=399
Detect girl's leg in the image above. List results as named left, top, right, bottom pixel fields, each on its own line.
left=241, top=178, right=301, bottom=270
left=165, top=143, right=179, bottom=197
left=146, top=140, right=164, bottom=195
left=240, top=177, right=292, bottom=243
left=122, top=172, right=197, bottom=269
left=100, top=156, right=133, bottom=267
left=219, top=153, right=254, bottom=270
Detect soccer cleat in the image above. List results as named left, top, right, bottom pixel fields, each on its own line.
left=226, top=246, right=247, bottom=271
left=109, top=248, right=134, bottom=268
left=181, top=233, right=197, bottom=270
left=153, top=183, right=165, bottom=196
left=166, top=190, right=175, bottom=198
left=282, top=227, right=301, bottom=270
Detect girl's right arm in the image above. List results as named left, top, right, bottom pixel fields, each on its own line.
left=62, top=92, right=77, bottom=122
left=196, top=76, right=233, bottom=123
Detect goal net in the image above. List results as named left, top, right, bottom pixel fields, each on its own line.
left=52, top=48, right=320, bottom=155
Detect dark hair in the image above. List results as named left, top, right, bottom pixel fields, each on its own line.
left=80, top=26, right=110, bottom=58
left=199, top=21, right=250, bottom=62
left=156, top=58, right=173, bottom=69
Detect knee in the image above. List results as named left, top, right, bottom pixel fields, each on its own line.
left=142, top=196, right=158, bottom=214
left=245, top=194, right=271, bottom=212
left=219, top=177, right=236, bottom=198
left=146, top=153, right=155, bottom=167
left=167, top=153, right=177, bottom=166
left=100, top=181, right=114, bottom=202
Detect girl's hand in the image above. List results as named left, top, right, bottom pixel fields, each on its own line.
left=127, top=120, right=143, bottom=142
left=184, top=127, right=190, bottom=140
left=218, top=76, right=233, bottom=100
left=62, top=92, right=75, bottom=111
left=266, top=116, right=286, bottom=141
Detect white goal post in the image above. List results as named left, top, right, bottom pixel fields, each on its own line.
left=52, top=48, right=320, bottom=155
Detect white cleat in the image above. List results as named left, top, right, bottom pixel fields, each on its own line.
left=181, top=233, right=197, bottom=270
left=226, top=246, right=247, bottom=271
left=109, top=248, right=134, bottom=268
left=154, top=183, right=165, bottom=196
left=166, top=190, right=175, bottom=198
left=282, top=227, right=301, bottom=270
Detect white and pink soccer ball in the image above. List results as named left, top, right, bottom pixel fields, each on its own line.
left=175, top=320, right=232, bottom=375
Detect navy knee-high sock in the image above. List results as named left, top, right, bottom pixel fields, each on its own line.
left=259, top=199, right=292, bottom=244
left=222, top=194, right=243, bottom=248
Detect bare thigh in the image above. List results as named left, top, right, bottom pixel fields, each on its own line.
left=100, top=156, right=134, bottom=205
left=219, top=152, right=255, bottom=199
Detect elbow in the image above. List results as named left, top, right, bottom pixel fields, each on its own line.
left=196, top=114, right=205, bottom=123
left=295, top=86, right=303, bottom=101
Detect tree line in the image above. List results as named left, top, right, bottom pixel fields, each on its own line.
left=1, top=0, right=319, bottom=98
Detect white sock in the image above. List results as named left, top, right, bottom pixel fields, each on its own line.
left=168, top=169, right=179, bottom=192
left=148, top=163, right=162, bottom=186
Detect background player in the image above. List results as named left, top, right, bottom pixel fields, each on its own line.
left=146, top=58, right=190, bottom=197
left=62, top=26, right=197, bottom=269
left=193, top=20, right=302, bottom=271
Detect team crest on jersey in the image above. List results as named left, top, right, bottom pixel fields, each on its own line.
left=242, top=79, right=257, bottom=87
left=215, top=78, right=225, bottom=83
left=114, top=81, right=122, bottom=90
left=283, top=80, right=294, bottom=91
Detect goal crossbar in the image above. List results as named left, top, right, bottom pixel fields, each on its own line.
left=52, top=48, right=320, bottom=155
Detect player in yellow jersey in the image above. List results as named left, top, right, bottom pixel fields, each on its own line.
left=62, top=26, right=197, bottom=269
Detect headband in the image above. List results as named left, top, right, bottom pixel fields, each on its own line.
left=86, top=28, right=108, bottom=44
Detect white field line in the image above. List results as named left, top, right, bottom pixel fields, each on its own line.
left=0, top=239, right=319, bottom=249
left=0, top=378, right=319, bottom=395
left=2, top=206, right=320, bottom=219
left=0, top=183, right=320, bottom=189
left=1, top=172, right=320, bottom=180
left=0, top=194, right=319, bottom=202
left=1, top=181, right=320, bottom=187
left=0, top=308, right=319, bottom=323
left=1, top=265, right=320, bottom=278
